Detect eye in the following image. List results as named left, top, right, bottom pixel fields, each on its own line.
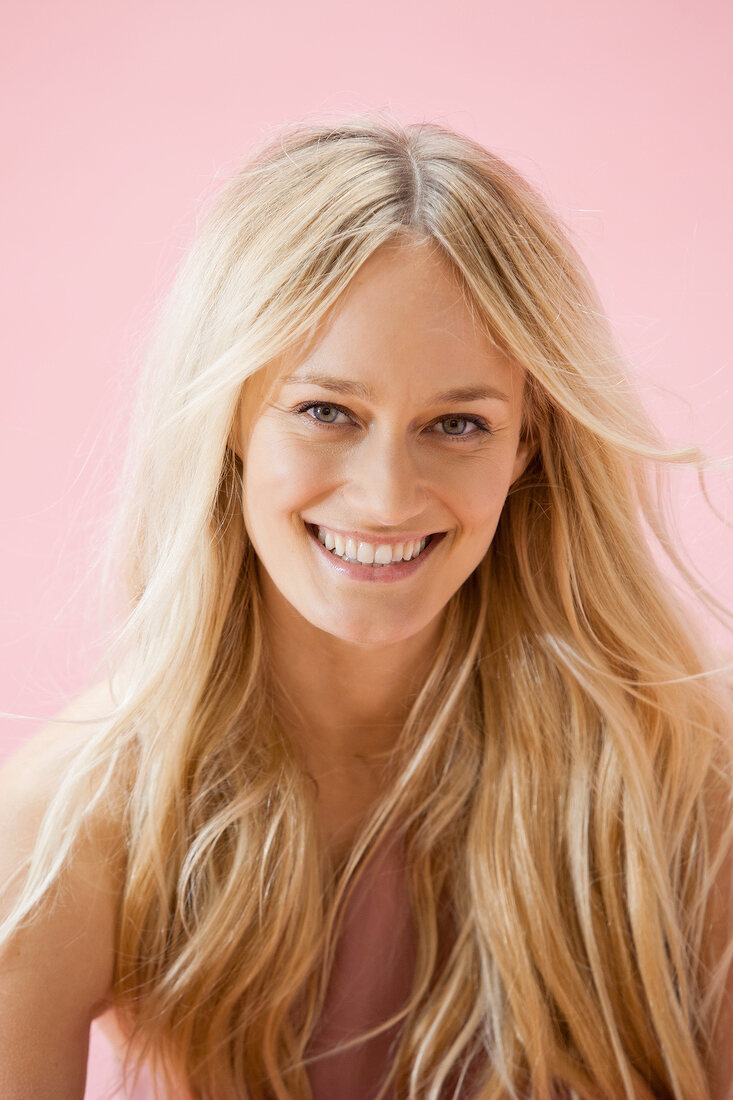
left=430, top=415, right=490, bottom=439
left=295, top=401, right=353, bottom=425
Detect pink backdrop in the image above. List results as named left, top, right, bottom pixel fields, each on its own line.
left=1, top=1, right=731, bottom=1092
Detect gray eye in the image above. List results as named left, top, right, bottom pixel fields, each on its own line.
left=311, top=405, right=340, bottom=423
left=440, top=416, right=469, bottom=435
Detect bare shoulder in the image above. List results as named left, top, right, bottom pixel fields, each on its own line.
left=0, top=678, right=127, bottom=1100
left=0, top=678, right=126, bottom=884
left=1, top=675, right=120, bottom=777
left=0, top=673, right=131, bottom=922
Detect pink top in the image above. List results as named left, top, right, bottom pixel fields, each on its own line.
left=87, top=835, right=482, bottom=1099
left=304, top=834, right=419, bottom=1099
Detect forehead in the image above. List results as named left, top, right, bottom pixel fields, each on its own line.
left=271, top=240, right=524, bottom=405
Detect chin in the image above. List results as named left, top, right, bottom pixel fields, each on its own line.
left=315, top=611, right=435, bottom=650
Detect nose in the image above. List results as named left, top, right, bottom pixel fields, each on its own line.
left=342, top=429, right=428, bottom=529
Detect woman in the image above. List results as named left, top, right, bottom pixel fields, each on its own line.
left=1, top=114, right=732, bottom=1100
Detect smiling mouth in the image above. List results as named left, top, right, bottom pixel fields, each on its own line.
left=306, top=523, right=445, bottom=566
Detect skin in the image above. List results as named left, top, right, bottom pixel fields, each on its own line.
left=236, top=238, right=533, bottom=854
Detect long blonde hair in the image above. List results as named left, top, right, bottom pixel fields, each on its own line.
left=4, top=112, right=733, bottom=1100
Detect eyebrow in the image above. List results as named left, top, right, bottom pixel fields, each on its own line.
left=281, top=371, right=511, bottom=405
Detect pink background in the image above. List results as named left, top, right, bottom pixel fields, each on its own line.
left=1, top=1, right=731, bottom=1092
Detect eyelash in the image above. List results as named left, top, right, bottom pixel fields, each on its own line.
left=293, top=401, right=493, bottom=440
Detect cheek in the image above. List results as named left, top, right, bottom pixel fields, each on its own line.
left=244, top=428, right=338, bottom=523
left=440, top=458, right=516, bottom=532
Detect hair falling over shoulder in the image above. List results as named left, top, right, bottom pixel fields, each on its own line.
left=4, top=112, right=733, bottom=1100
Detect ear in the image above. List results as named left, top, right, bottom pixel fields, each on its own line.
left=510, top=437, right=536, bottom=485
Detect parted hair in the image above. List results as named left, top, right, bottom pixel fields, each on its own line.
left=3, top=112, right=733, bottom=1100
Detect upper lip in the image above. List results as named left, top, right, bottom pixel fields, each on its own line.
left=306, top=522, right=444, bottom=547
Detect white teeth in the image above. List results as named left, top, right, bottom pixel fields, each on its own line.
left=313, top=525, right=433, bottom=566
left=357, top=541, right=375, bottom=564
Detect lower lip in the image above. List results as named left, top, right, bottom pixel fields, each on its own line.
left=306, top=524, right=445, bottom=584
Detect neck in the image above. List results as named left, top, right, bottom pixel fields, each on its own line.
left=260, top=581, right=443, bottom=772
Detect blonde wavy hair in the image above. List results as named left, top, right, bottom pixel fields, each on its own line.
left=4, top=112, right=733, bottom=1100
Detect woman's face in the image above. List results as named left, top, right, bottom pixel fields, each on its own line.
left=238, top=239, right=532, bottom=649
